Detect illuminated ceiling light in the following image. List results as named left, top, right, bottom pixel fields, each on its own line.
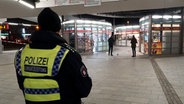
left=64, top=20, right=111, bottom=26
left=173, top=15, right=181, bottom=19
left=132, top=25, right=140, bottom=28
left=163, top=15, right=172, bottom=19
left=18, top=0, right=35, bottom=9
left=62, top=20, right=75, bottom=24
left=139, top=17, right=145, bottom=22
left=22, top=23, right=31, bottom=26
left=36, top=25, right=39, bottom=30
left=152, top=15, right=162, bottom=19
left=8, top=23, right=19, bottom=25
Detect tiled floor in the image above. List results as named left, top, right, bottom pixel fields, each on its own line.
left=0, top=47, right=184, bottom=104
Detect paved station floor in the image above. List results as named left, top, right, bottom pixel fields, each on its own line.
left=0, top=46, right=184, bottom=104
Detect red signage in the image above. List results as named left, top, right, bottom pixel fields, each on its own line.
left=152, top=27, right=180, bottom=31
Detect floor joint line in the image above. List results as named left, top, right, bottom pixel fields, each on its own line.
left=150, top=58, right=183, bottom=104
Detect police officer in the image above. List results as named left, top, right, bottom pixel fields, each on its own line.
left=14, top=8, right=92, bottom=104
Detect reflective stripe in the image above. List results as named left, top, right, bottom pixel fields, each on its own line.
left=25, top=93, right=60, bottom=102
left=24, top=79, right=61, bottom=102
left=15, top=45, right=70, bottom=102
left=20, top=45, right=69, bottom=77
left=15, top=49, right=23, bottom=76
left=52, top=47, right=66, bottom=76
left=24, top=88, right=60, bottom=94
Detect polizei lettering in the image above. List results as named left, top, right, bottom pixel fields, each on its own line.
left=24, top=56, right=49, bottom=65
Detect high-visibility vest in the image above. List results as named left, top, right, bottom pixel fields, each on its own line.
left=15, top=44, right=69, bottom=102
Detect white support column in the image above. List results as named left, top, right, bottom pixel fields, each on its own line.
left=0, top=30, right=3, bottom=54
left=0, top=18, right=6, bottom=54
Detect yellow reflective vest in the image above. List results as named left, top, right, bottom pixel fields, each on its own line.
left=15, top=44, right=69, bottom=102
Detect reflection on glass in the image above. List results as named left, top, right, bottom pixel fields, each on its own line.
left=63, top=20, right=112, bottom=53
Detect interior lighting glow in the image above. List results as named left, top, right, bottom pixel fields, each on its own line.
left=143, top=22, right=149, bottom=25
left=132, top=25, right=140, bottom=28
left=139, top=17, right=145, bottom=22
left=126, top=26, right=132, bottom=28
left=36, top=25, right=39, bottom=30
left=91, top=21, right=96, bottom=24
left=22, top=28, right=25, bottom=33
left=62, top=20, right=75, bottom=24
left=8, top=23, right=18, bottom=25
left=76, top=20, right=83, bottom=23
left=91, top=24, right=96, bottom=27
left=173, top=24, right=180, bottom=27
left=163, top=24, right=171, bottom=27
left=116, top=25, right=139, bottom=30
left=173, top=15, right=181, bottom=19
left=116, top=26, right=125, bottom=29
left=152, top=24, right=160, bottom=27
left=83, top=20, right=92, bottom=24
left=107, top=26, right=112, bottom=29
left=83, top=24, right=91, bottom=27
left=64, top=20, right=111, bottom=26
left=18, top=0, right=35, bottom=9
left=76, top=20, right=111, bottom=26
left=22, top=24, right=31, bottom=26
left=163, top=15, right=172, bottom=19
left=152, top=15, right=162, bottom=19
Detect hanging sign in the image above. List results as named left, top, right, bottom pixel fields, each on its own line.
left=70, top=0, right=84, bottom=5
left=55, top=0, right=68, bottom=5
left=36, top=0, right=119, bottom=7
left=55, top=0, right=84, bottom=5
left=102, top=0, right=119, bottom=2
left=84, top=0, right=101, bottom=7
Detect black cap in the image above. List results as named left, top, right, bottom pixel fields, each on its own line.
left=38, top=8, right=61, bottom=32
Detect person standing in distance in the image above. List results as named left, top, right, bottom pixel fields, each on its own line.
left=14, top=8, right=92, bottom=104
left=130, top=35, right=137, bottom=57
left=108, top=33, right=115, bottom=56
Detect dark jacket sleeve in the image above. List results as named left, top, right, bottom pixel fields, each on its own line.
left=14, top=51, right=24, bottom=90
left=67, top=51, right=92, bottom=98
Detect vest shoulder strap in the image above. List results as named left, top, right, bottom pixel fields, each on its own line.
left=60, top=43, right=77, bottom=53
left=15, top=44, right=69, bottom=77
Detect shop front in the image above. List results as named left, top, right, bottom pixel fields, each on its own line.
left=115, top=25, right=140, bottom=47
left=139, top=11, right=182, bottom=55
left=62, top=20, right=112, bottom=54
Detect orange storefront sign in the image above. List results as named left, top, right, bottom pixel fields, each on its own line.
left=152, top=27, right=180, bottom=31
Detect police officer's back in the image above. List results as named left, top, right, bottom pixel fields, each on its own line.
left=14, top=8, right=92, bottom=104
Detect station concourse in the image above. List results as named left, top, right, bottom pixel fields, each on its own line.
left=0, top=1, right=184, bottom=104
left=1, top=46, right=184, bottom=104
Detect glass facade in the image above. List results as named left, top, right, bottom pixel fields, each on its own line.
left=139, top=16, right=150, bottom=55
left=139, top=8, right=183, bottom=55
left=115, top=25, right=140, bottom=47
left=62, top=20, right=112, bottom=54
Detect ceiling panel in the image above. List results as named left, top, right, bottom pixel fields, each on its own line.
left=0, top=0, right=184, bottom=18
left=0, top=0, right=183, bottom=24
left=36, top=0, right=119, bottom=8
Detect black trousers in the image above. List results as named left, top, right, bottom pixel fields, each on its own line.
left=108, top=46, right=113, bottom=56
left=131, top=47, right=136, bottom=57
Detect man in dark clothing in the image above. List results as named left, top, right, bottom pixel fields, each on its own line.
left=14, top=8, right=92, bottom=104
left=130, top=35, right=137, bottom=57
left=108, top=34, right=114, bottom=56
